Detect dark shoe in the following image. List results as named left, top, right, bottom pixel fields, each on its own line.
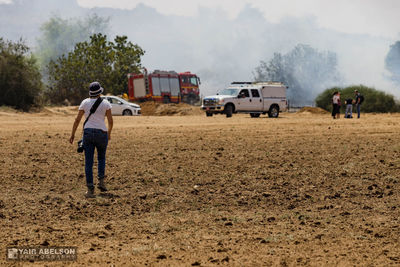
left=85, top=187, right=95, bottom=198
left=98, top=179, right=108, bottom=192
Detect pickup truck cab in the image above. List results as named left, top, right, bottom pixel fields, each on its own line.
left=201, top=82, right=287, bottom=118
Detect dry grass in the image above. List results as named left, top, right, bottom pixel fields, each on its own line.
left=139, top=101, right=203, bottom=116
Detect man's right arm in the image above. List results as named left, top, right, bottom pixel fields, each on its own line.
left=70, top=110, right=85, bottom=144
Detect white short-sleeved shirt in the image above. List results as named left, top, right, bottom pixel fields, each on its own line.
left=332, top=95, right=340, bottom=104
left=79, top=98, right=112, bottom=131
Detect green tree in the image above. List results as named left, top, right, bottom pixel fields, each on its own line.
left=0, top=38, right=43, bottom=111
left=36, top=14, right=110, bottom=71
left=315, top=85, right=399, bottom=113
left=385, top=41, right=400, bottom=84
left=47, top=33, right=145, bottom=104
left=254, top=44, right=341, bottom=106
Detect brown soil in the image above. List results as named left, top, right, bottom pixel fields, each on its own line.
left=139, top=102, right=203, bottom=116
left=1, top=111, right=400, bottom=266
left=297, top=106, right=330, bottom=114
left=41, top=106, right=79, bottom=116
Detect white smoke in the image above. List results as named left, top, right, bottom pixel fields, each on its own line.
left=1, top=0, right=399, bottom=98
left=102, top=4, right=398, bottom=97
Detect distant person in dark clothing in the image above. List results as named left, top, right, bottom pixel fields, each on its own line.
left=332, top=91, right=341, bottom=119
left=355, top=90, right=364, bottom=118
left=345, top=98, right=353, bottom=118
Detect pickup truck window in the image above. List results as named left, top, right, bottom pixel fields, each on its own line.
left=218, top=88, right=240, bottom=96
left=251, top=89, right=260, bottom=97
left=239, top=89, right=250, bottom=98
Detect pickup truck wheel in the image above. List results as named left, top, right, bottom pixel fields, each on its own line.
left=250, top=113, right=260, bottom=118
left=225, top=104, right=233, bottom=118
left=206, top=112, right=213, bottom=117
left=268, top=105, right=279, bottom=118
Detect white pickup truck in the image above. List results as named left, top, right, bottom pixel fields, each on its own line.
left=201, top=82, right=288, bottom=118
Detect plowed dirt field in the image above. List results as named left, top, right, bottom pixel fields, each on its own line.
left=1, top=110, right=400, bottom=266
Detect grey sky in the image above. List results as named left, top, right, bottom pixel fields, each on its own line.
left=73, top=0, right=400, bottom=38
left=2, top=0, right=397, bottom=37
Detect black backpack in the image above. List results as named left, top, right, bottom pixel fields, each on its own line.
left=359, top=95, right=364, bottom=104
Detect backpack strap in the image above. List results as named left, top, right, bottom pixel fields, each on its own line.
left=83, top=97, right=103, bottom=128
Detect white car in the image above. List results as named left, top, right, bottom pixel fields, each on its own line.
left=101, top=96, right=141, bottom=116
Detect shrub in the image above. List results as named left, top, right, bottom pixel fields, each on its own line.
left=0, top=38, right=43, bottom=111
left=46, top=34, right=144, bottom=105
left=315, top=85, right=399, bottom=113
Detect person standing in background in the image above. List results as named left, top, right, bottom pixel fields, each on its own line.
left=332, top=91, right=341, bottom=119
left=355, top=90, right=364, bottom=118
left=345, top=97, right=353, bottom=118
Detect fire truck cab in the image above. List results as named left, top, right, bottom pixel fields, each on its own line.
left=128, top=69, right=200, bottom=104
left=179, top=72, right=200, bottom=104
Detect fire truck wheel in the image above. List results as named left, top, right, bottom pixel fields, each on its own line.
left=163, top=96, right=170, bottom=104
left=206, top=112, right=213, bottom=117
left=188, top=95, right=196, bottom=105
left=225, top=104, right=233, bottom=118
left=122, top=109, right=132, bottom=116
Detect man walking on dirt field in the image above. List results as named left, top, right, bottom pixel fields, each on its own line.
left=69, top=82, right=113, bottom=198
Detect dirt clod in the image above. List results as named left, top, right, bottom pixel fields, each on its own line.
left=157, top=254, right=167, bottom=260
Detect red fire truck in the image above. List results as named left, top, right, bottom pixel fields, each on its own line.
left=127, top=69, right=200, bottom=104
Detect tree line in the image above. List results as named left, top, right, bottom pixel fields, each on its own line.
left=47, top=34, right=144, bottom=105
left=1, top=14, right=144, bottom=109
left=1, top=14, right=400, bottom=111
left=0, top=38, right=42, bottom=111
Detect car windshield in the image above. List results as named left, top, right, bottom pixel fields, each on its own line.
left=103, top=96, right=128, bottom=105
left=114, top=96, right=127, bottom=103
left=218, top=88, right=240, bottom=96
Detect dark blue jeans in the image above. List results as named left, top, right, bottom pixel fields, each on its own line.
left=356, top=104, right=361, bottom=118
left=83, top=128, right=108, bottom=188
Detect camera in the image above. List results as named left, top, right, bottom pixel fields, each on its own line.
left=77, top=139, right=84, bottom=153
